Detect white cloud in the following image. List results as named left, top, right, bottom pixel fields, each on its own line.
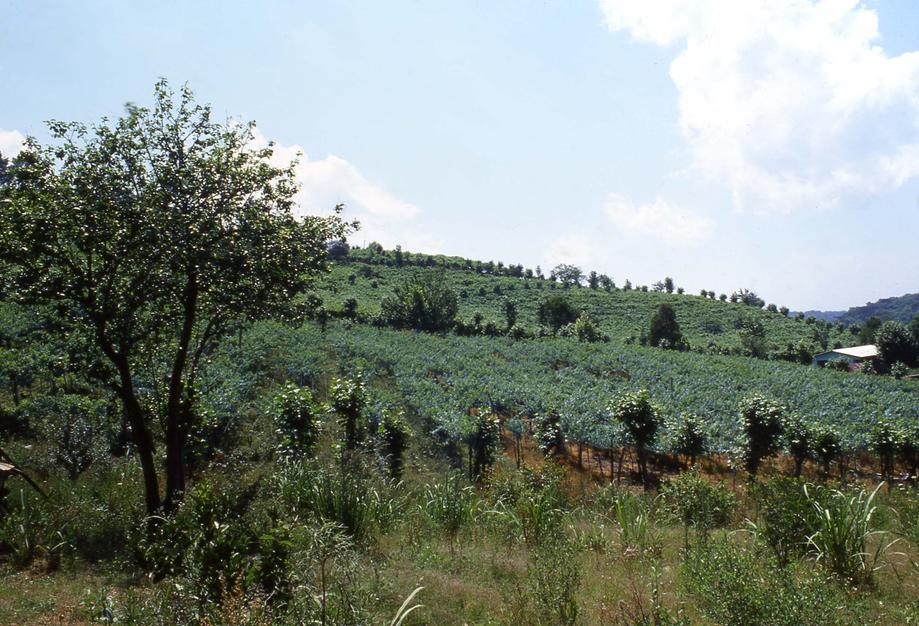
left=599, top=0, right=919, bottom=212
left=547, top=232, right=603, bottom=269
left=0, top=129, right=26, bottom=157
left=250, top=128, right=439, bottom=251
left=604, top=193, right=713, bottom=245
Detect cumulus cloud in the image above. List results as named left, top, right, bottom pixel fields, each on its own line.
left=250, top=128, right=439, bottom=251
left=604, top=193, right=713, bottom=245
left=547, top=232, right=604, bottom=269
left=599, top=0, right=919, bottom=212
left=0, top=129, right=26, bottom=157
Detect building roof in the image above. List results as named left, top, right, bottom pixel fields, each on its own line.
left=815, top=344, right=878, bottom=360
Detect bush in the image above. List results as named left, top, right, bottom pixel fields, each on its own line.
left=376, top=408, right=410, bottom=478
left=422, top=473, right=477, bottom=550
left=649, top=303, right=685, bottom=349
left=536, top=295, right=578, bottom=330
left=609, top=390, right=660, bottom=483
left=738, top=394, right=785, bottom=478
left=660, top=472, right=736, bottom=543
left=783, top=413, right=813, bottom=478
left=273, top=383, right=319, bottom=461
left=526, top=540, right=581, bottom=626
left=748, top=477, right=820, bottom=565
left=682, top=538, right=847, bottom=626
left=379, top=273, right=458, bottom=332
left=868, top=418, right=900, bottom=480
left=666, top=413, right=707, bottom=467
left=329, top=375, right=367, bottom=452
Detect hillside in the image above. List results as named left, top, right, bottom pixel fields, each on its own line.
left=836, top=293, right=919, bottom=325
left=315, top=247, right=857, bottom=358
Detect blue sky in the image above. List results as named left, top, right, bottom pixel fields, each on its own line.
left=2, top=1, right=918, bottom=310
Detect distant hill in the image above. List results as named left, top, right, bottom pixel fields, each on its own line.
left=807, top=293, right=919, bottom=326
left=317, top=246, right=857, bottom=356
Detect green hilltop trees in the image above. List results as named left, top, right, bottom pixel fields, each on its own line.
left=0, top=81, right=352, bottom=514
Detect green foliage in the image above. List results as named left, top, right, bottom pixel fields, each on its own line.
left=748, top=477, right=820, bottom=565
left=682, top=538, right=846, bottom=626
left=875, top=320, right=917, bottom=366
left=806, top=483, right=897, bottom=585
left=868, top=418, right=900, bottom=480
left=610, top=389, right=660, bottom=482
left=738, top=394, right=785, bottom=477
left=608, top=489, right=659, bottom=554
left=379, top=272, right=458, bottom=332
left=783, top=413, right=814, bottom=478
left=526, top=540, right=581, bottom=626
left=466, top=410, right=500, bottom=480
left=660, top=472, right=736, bottom=538
left=665, top=413, right=708, bottom=466
left=649, top=303, right=685, bottom=349
left=0, top=80, right=352, bottom=514
left=572, top=311, right=606, bottom=343
left=273, top=383, right=319, bottom=461
left=376, top=408, right=410, bottom=478
left=422, top=472, right=477, bottom=546
left=813, top=424, right=843, bottom=477
left=329, top=375, right=367, bottom=452
left=536, top=295, right=579, bottom=330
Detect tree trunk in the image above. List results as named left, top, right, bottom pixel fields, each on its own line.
left=113, top=360, right=161, bottom=515
left=164, top=274, right=198, bottom=512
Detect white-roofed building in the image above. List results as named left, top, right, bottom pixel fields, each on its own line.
left=812, top=344, right=879, bottom=369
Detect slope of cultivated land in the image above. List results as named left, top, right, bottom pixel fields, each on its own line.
left=314, top=256, right=857, bottom=354
left=245, top=320, right=918, bottom=453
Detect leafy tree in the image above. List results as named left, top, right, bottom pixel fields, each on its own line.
left=380, top=272, right=458, bottom=332
left=779, top=306, right=790, bottom=317
left=653, top=277, right=675, bottom=293
left=738, top=395, right=785, bottom=478
left=274, top=384, right=319, bottom=461
left=550, top=263, right=583, bottom=287
left=573, top=312, right=605, bottom=343
left=376, top=408, right=410, bottom=478
left=739, top=317, right=768, bottom=358
left=648, top=303, right=684, bottom=349
left=868, top=418, right=900, bottom=480
left=667, top=413, right=707, bottom=467
left=875, top=320, right=917, bottom=367
left=503, top=298, right=517, bottom=330
left=329, top=375, right=367, bottom=452
left=732, top=288, right=765, bottom=308
left=537, top=295, right=579, bottom=330
left=623, top=279, right=632, bottom=291
left=609, top=389, right=660, bottom=484
left=587, top=271, right=599, bottom=289
left=598, top=274, right=615, bottom=291
left=858, top=316, right=882, bottom=344
left=534, top=411, right=564, bottom=456
left=0, top=81, right=350, bottom=514
left=466, top=410, right=500, bottom=480
left=783, top=413, right=813, bottom=478
left=813, top=425, right=842, bottom=479
left=909, top=312, right=919, bottom=346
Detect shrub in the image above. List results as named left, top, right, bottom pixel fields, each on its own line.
left=738, top=394, right=785, bottom=478
left=666, top=413, right=707, bottom=467
left=526, top=540, right=581, bottom=626
left=329, top=376, right=367, bottom=452
left=813, top=425, right=843, bottom=478
left=609, top=389, right=660, bottom=484
left=783, top=413, right=813, bottom=478
left=649, top=303, right=685, bottom=349
left=273, top=383, right=319, bottom=461
left=660, top=472, right=736, bottom=545
left=379, top=273, right=458, bottom=332
left=748, top=477, right=820, bottom=565
left=536, top=295, right=579, bottom=330
left=573, top=312, right=606, bottom=342
left=868, top=418, right=900, bottom=480
left=682, top=538, right=846, bottom=626
left=376, top=408, right=410, bottom=478
left=422, top=473, right=476, bottom=551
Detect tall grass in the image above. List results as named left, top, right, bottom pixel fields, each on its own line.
left=806, top=482, right=900, bottom=585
